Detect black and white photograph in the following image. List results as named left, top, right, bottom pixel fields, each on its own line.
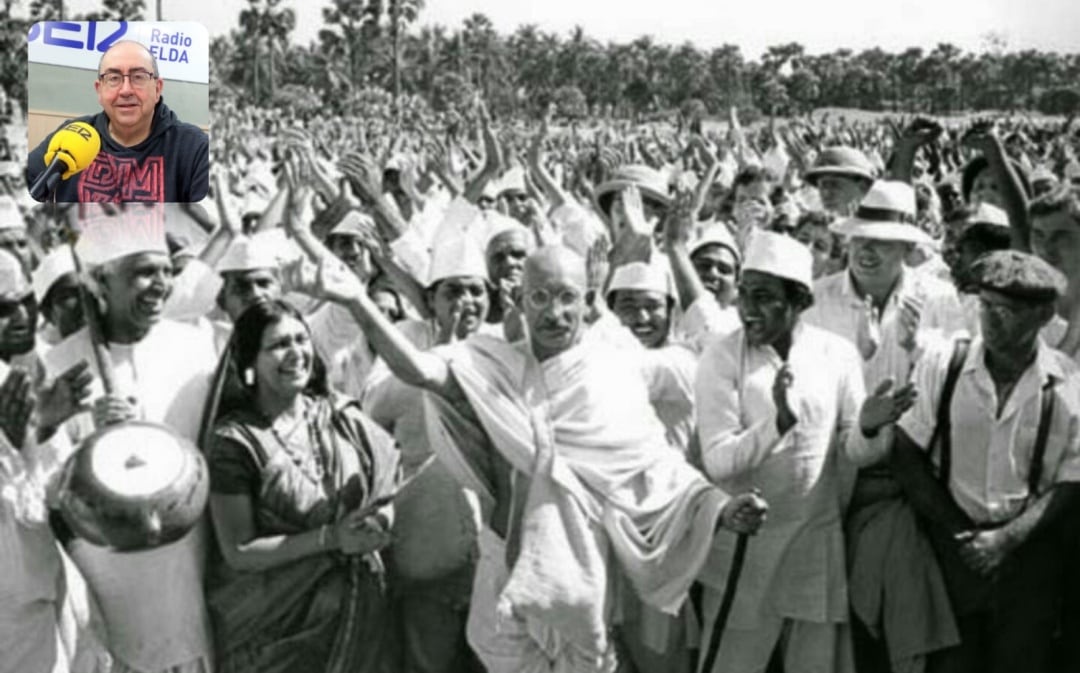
left=1, top=0, right=1080, bottom=672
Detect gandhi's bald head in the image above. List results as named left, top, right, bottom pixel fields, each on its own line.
left=523, top=245, right=587, bottom=293
left=521, top=246, right=588, bottom=361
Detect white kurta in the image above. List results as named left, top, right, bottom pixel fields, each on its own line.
left=41, top=319, right=218, bottom=673
left=695, top=323, right=869, bottom=630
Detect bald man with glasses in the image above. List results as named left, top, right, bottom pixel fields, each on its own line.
left=27, top=40, right=208, bottom=202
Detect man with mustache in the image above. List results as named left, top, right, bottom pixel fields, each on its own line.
left=308, top=242, right=768, bottom=673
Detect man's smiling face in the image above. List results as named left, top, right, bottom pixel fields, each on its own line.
left=95, top=41, right=162, bottom=136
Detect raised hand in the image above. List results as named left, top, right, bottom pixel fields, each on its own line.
left=613, top=184, right=650, bottom=236
left=338, top=151, right=384, bottom=202
left=36, top=360, right=94, bottom=437
left=314, top=255, right=366, bottom=305
left=772, top=363, right=797, bottom=434
left=662, top=187, right=696, bottom=251
left=897, top=295, right=923, bottom=353
left=0, top=367, right=34, bottom=449
left=859, top=377, right=917, bottom=434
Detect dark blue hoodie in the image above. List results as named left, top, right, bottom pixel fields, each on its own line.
left=26, top=98, right=208, bottom=202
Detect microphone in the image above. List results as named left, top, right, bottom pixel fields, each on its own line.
left=30, top=121, right=102, bottom=201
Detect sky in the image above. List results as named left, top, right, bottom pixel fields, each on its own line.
left=37, top=0, right=1080, bottom=58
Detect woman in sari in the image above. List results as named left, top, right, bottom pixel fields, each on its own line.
left=205, top=299, right=400, bottom=673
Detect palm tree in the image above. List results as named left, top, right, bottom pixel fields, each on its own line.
left=388, top=0, right=423, bottom=117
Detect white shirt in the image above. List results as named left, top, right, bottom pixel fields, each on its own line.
left=805, top=268, right=967, bottom=389
left=695, top=322, right=870, bottom=626
left=898, top=335, right=1080, bottom=525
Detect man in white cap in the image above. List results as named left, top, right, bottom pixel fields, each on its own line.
left=32, top=248, right=84, bottom=347
left=212, top=232, right=284, bottom=349
left=0, top=195, right=32, bottom=278
left=359, top=228, right=496, bottom=673
left=686, top=222, right=740, bottom=314
left=602, top=256, right=707, bottom=673
left=803, top=147, right=877, bottom=217
left=695, top=230, right=910, bottom=673
left=306, top=242, right=768, bottom=673
left=38, top=208, right=217, bottom=673
left=483, top=212, right=535, bottom=326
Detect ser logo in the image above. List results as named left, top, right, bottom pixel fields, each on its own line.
left=63, top=123, right=93, bottom=141
left=27, top=21, right=129, bottom=52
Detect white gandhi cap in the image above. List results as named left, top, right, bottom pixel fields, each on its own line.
left=741, top=229, right=813, bottom=292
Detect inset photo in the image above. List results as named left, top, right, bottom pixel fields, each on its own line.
left=26, top=21, right=209, bottom=203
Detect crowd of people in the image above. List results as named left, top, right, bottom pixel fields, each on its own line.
left=3, top=82, right=1080, bottom=673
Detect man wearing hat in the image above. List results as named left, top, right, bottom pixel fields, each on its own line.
left=483, top=212, right=535, bottom=326
left=888, top=251, right=1080, bottom=673
left=359, top=228, right=497, bottom=673
left=806, top=181, right=965, bottom=667
left=803, top=146, right=877, bottom=216
left=687, top=222, right=740, bottom=313
left=695, top=230, right=906, bottom=673
left=594, top=164, right=673, bottom=237
left=32, top=248, right=84, bottom=347
left=602, top=255, right=713, bottom=673
left=38, top=211, right=217, bottom=673
left=805, top=180, right=965, bottom=387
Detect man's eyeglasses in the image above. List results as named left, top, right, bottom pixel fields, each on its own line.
left=98, top=70, right=157, bottom=89
left=524, top=287, right=582, bottom=310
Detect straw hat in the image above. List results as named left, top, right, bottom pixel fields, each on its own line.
left=830, top=180, right=933, bottom=245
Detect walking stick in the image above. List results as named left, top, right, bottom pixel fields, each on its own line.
left=698, top=531, right=750, bottom=673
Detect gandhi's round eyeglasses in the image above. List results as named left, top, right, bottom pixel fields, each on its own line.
left=98, top=70, right=157, bottom=89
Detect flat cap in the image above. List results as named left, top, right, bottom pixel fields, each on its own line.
left=972, top=250, right=1066, bottom=303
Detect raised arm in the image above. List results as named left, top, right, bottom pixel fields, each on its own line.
left=663, top=188, right=708, bottom=312
left=285, top=196, right=454, bottom=402
left=962, top=121, right=1031, bottom=251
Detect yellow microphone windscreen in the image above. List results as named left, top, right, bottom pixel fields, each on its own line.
left=45, top=122, right=102, bottom=180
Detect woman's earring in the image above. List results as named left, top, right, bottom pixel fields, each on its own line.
left=243, top=368, right=255, bottom=387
